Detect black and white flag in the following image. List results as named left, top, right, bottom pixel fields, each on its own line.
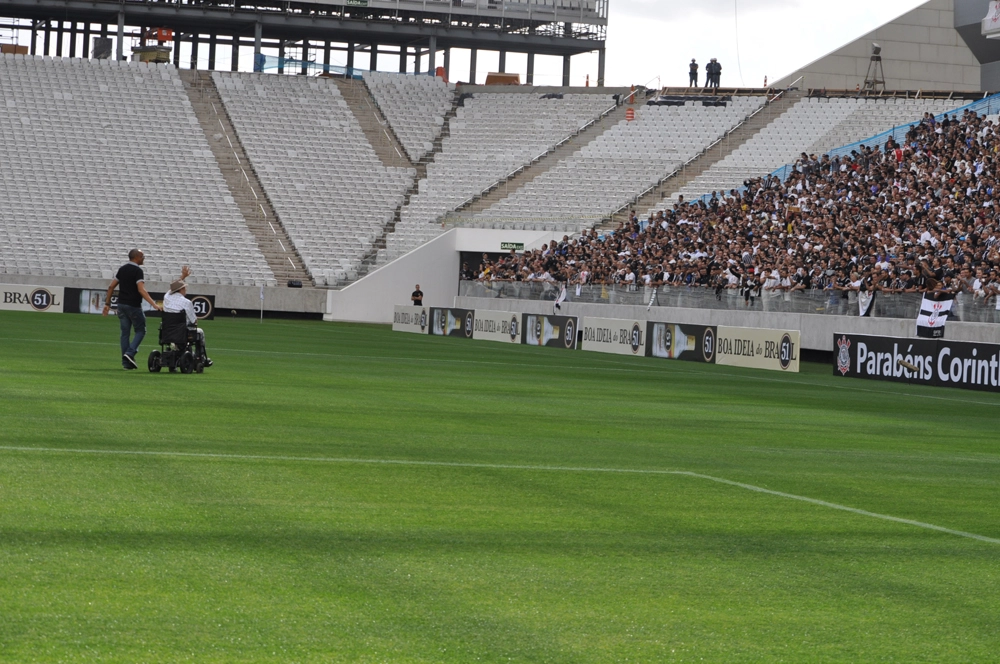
left=916, top=292, right=954, bottom=338
left=553, top=284, right=567, bottom=313
left=646, top=287, right=658, bottom=311
left=858, top=289, right=876, bottom=317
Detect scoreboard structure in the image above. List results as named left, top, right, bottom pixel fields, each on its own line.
left=0, top=0, right=608, bottom=85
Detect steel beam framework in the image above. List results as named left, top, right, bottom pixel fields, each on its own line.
left=1, top=0, right=606, bottom=84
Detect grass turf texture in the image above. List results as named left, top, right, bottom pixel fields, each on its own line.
left=1, top=309, right=999, bottom=662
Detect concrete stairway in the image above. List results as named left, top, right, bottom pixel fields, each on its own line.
left=333, top=77, right=412, bottom=170
left=452, top=101, right=628, bottom=216
left=333, top=93, right=462, bottom=285
left=179, top=69, right=312, bottom=287
left=601, top=90, right=802, bottom=229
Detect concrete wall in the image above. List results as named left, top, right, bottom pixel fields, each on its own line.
left=775, top=0, right=982, bottom=91
left=455, top=297, right=1000, bottom=351
left=325, top=230, right=460, bottom=324
left=323, top=227, right=566, bottom=323
left=953, top=0, right=1000, bottom=90
left=0, top=273, right=328, bottom=313
left=454, top=227, right=564, bottom=253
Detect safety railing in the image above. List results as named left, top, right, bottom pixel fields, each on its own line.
left=458, top=280, right=1000, bottom=324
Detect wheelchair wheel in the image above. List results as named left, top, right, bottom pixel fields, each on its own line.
left=148, top=350, right=162, bottom=373
left=179, top=351, right=195, bottom=374
left=195, top=359, right=204, bottom=374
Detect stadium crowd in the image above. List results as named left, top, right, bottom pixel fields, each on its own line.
left=470, top=107, right=1000, bottom=309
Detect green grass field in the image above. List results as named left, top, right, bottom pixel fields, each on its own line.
left=2, top=309, right=999, bottom=662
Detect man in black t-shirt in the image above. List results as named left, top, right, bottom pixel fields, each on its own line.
left=102, top=249, right=162, bottom=370
left=411, top=284, right=423, bottom=306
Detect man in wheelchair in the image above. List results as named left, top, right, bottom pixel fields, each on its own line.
left=148, top=272, right=213, bottom=373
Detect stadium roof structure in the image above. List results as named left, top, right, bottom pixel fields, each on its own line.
left=774, top=0, right=1000, bottom=93
left=0, top=0, right=608, bottom=84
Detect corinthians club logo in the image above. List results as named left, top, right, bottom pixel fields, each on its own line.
left=927, top=301, right=945, bottom=327
left=836, top=335, right=851, bottom=375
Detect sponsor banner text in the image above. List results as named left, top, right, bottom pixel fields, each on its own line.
left=716, top=326, right=799, bottom=372
left=0, top=285, right=64, bottom=313
left=834, top=333, right=1000, bottom=392
left=392, top=305, right=429, bottom=334
left=581, top=317, right=646, bottom=356
left=473, top=310, right=522, bottom=344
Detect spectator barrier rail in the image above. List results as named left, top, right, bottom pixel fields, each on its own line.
left=458, top=280, right=1000, bottom=324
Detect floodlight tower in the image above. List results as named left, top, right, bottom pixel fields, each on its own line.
left=862, top=43, right=885, bottom=92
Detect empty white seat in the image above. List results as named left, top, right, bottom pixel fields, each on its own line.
left=0, top=53, right=274, bottom=285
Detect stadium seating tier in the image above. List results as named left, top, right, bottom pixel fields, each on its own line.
left=0, top=54, right=275, bottom=286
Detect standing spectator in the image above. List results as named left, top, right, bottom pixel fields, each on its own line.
left=688, top=59, right=699, bottom=87
left=411, top=284, right=423, bottom=306
left=707, top=58, right=722, bottom=89
left=102, top=249, right=162, bottom=370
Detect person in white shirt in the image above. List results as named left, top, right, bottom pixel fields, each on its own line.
left=162, top=270, right=212, bottom=367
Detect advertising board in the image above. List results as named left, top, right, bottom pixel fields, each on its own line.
left=833, top=333, right=1000, bottom=393
left=581, top=317, right=646, bottom=356
left=522, top=314, right=578, bottom=349
left=645, top=322, right=716, bottom=363
left=472, top=310, right=522, bottom=344
left=430, top=308, right=475, bottom=338
left=392, top=305, right=429, bottom=334
left=715, top=326, right=800, bottom=372
left=0, top=285, right=64, bottom=313
left=64, top=288, right=216, bottom=320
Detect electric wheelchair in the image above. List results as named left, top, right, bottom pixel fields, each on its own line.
left=147, top=312, right=209, bottom=374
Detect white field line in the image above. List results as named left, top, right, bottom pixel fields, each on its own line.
left=3, top=336, right=1000, bottom=408
left=1, top=445, right=997, bottom=545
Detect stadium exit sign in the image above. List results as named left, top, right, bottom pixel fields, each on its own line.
left=501, top=242, right=524, bottom=251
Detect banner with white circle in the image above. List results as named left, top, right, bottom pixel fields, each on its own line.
left=581, top=317, right=646, bottom=356
left=392, top=305, right=430, bottom=334
left=716, top=326, right=800, bottom=372
left=472, top=310, right=522, bottom=344
left=0, top=285, right=65, bottom=313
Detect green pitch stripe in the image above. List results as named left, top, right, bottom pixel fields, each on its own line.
left=2, top=445, right=997, bottom=545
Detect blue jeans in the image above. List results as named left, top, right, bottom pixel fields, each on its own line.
left=117, top=303, right=146, bottom=362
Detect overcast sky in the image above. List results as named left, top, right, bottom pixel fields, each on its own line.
left=469, top=0, right=934, bottom=87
